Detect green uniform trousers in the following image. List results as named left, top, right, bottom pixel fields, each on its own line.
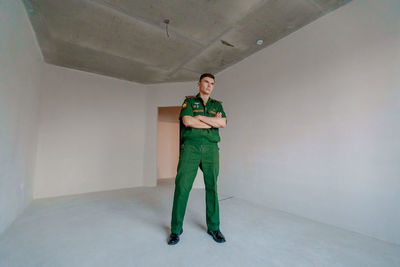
left=171, top=143, right=220, bottom=234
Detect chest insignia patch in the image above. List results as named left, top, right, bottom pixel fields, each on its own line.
left=193, top=102, right=200, bottom=109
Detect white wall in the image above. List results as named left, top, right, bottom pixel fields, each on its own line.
left=33, top=67, right=207, bottom=197
left=33, top=64, right=147, bottom=198
left=0, top=0, right=42, bottom=234
left=216, top=0, right=400, bottom=245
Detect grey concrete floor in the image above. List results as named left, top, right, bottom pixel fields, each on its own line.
left=0, top=185, right=399, bottom=267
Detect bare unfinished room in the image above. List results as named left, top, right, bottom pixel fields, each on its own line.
left=1, top=0, right=400, bottom=266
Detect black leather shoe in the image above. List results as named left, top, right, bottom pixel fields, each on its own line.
left=167, top=229, right=183, bottom=245
left=207, top=230, right=226, bottom=243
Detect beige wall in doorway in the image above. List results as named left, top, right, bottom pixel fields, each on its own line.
left=157, top=107, right=180, bottom=180
left=157, top=106, right=205, bottom=188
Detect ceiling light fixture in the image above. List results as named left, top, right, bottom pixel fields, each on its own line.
left=256, top=40, right=264, bottom=45
left=163, top=19, right=170, bottom=38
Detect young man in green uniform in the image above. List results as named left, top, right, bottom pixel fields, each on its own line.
left=168, top=73, right=227, bottom=245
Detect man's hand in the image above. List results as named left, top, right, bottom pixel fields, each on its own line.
left=182, top=116, right=212, bottom=129
left=195, top=113, right=226, bottom=128
left=195, top=113, right=222, bottom=120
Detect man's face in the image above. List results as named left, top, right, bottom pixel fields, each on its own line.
left=198, top=77, right=215, bottom=95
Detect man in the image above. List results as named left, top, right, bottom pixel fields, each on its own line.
left=168, top=73, right=227, bottom=245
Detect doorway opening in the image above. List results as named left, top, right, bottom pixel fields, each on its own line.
left=157, top=106, right=180, bottom=185
left=156, top=106, right=204, bottom=188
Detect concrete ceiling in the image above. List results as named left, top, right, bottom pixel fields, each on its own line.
left=23, top=0, right=352, bottom=84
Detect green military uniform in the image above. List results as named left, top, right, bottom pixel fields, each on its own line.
left=171, top=93, right=227, bottom=234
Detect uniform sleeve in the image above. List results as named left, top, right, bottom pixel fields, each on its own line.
left=216, top=102, right=227, bottom=119
left=179, top=99, right=193, bottom=118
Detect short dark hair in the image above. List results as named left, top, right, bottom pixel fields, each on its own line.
left=199, top=73, right=215, bottom=82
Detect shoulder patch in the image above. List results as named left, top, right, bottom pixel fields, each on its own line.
left=182, top=102, right=188, bottom=109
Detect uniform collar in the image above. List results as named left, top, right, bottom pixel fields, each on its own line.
left=196, top=93, right=213, bottom=103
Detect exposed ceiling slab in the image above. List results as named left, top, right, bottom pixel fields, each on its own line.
left=23, top=0, right=352, bottom=84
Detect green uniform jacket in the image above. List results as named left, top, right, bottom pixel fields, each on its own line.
left=179, top=93, right=227, bottom=145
